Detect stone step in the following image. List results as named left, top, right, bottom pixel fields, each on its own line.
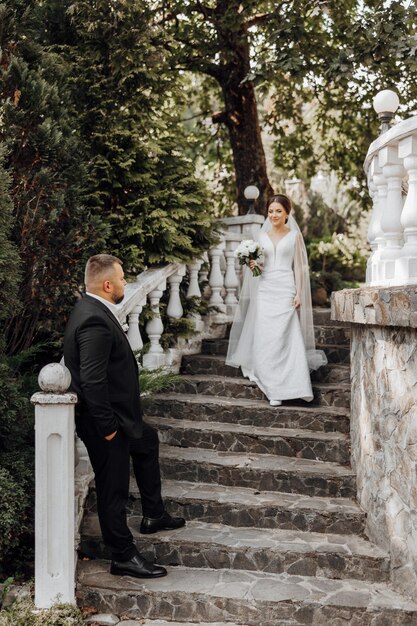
left=148, top=416, right=350, bottom=464
left=311, top=363, right=350, bottom=384
left=159, top=445, right=356, bottom=498
left=181, top=354, right=245, bottom=378
left=77, top=561, right=417, bottom=626
left=319, top=344, right=350, bottom=364
left=315, top=325, right=350, bottom=346
left=169, top=375, right=350, bottom=408
left=145, top=394, right=350, bottom=433
left=202, top=327, right=350, bottom=357
left=181, top=354, right=350, bottom=384
left=313, top=307, right=340, bottom=325
left=139, top=622, right=246, bottom=626
left=86, top=479, right=366, bottom=535
left=81, top=518, right=389, bottom=583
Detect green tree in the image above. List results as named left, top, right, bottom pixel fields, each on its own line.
left=44, top=0, right=218, bottom=273
left=0, top=145, right=21, bottom=323
left=159, top=0, right=417, bottom=213
left=0, top=144, right=34, bottom=578
left=0, top=1, right=103, bottom=354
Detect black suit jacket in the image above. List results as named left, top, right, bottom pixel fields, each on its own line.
left=64, top=295, right=143, bottom=439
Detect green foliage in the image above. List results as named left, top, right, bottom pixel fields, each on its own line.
left=0, top=100, right=35, bottom=579
left=308, top=233, right=366, bottom=279
left=302, top=179, right=368, bottom=299
left=0, top=356, right=34, bottom=580
left=48, top=0, right=218, bottom=273
left=159, top=0, right=417, bottom=209
left=139, top=367, right=183, bottom=397
left=0, top=1, right=104, bottom=353
left=0, top=597, right=85, bottom=626
left=0, top=145, right=21, bottom=323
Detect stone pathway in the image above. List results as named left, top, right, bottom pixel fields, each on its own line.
left=77, top=309, right=417, bottom=625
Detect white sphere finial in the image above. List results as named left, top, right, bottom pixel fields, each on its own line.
left=38, top=363, right=71, bottom=393
left=373, top=89, right=400, bottom=115
left=244, top=185, right=260, bottom=200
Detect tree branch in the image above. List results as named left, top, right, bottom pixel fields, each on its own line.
left=212, top=110, right=228, bottom=124
left=189, top=1, right=216, bottom=22
left=243, top=12, right=275, bottom=31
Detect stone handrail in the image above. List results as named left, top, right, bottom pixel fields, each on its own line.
left=32, top=214, right=264, bottom=608
left=364, top=114, right=417, bottom=287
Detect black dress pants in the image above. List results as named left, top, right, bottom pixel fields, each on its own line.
left=79, top=420, right=164, bottom=561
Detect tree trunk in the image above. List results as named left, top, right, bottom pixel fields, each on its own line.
left=210, top=6, right=274, bottom=215
left=218, top=79, right=273, bottom=214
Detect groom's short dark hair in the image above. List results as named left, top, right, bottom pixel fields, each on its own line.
left=85, top=254, right=122, bottom=287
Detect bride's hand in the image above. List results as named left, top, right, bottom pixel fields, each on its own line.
left=248, top=260, right=257, bottom=270
left=293, top=294, right=301, bottom=309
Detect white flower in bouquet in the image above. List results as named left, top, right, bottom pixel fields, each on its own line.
left=234, top=239, right=263, bottom=277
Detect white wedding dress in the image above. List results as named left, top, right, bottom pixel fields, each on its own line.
left=226, top=217, right=327, bottom=402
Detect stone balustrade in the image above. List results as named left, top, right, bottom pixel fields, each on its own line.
left=115, top=214, right=265, bottom=366
left=365, top=114, right=417, bottom=286
left=333, top=106, right=417, bottom=599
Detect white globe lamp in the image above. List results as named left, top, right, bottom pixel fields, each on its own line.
left=373, top=90, right=400, bottom=134
left=244, top=185, right=260, bottom=214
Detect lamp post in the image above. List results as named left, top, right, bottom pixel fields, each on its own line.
left=373, top=89, right=400, bottom=135
left=244, top=185, right=260, bottom=215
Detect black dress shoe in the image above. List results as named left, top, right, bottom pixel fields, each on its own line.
left=140, top=511, right=186, bottom=534
left=110, top=553, right=167, bottom=578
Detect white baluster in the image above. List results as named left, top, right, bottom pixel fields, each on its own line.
left=187, top=259, right=204, bottom=332
left=127, top=302, right=145, bottom=353
left=224, top=235, right=240, bottom=314
left=199, top=252, right=210, bottom=299
left=143, top=281, right=166, bottom=369
left=366, top=171, right=377, bottom=284
left=167, top=265, right=186, bottom=319
left=379, top=145, right=405, bottom=284
left=368, top=157, right=388, bottom=286
left=398, top=134, right=417, bottom=284
left=187, top=259, right=203, bottom=298
left=31, top=364, right=77, bottom=608
left=208, top=241, right=226, bottom=312
left=220, top=251, right=227, bottom=301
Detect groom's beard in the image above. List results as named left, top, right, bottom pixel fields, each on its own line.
left=112, top=293, right=125, bottom=305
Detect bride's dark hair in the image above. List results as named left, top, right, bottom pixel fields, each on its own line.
left=267, top=194, right=292, bottom=215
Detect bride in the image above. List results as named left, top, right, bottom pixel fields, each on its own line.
left=226, top=194, right=327, bottom=406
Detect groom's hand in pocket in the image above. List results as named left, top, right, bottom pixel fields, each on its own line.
left=104, top=430, right=117, bottom=441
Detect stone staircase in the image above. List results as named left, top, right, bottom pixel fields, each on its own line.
left=77, top=309, right=417, bottom=625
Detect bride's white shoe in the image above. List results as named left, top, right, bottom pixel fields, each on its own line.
left=269, top=400, right=282, bottom=407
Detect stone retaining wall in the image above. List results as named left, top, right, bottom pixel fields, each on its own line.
left=332, top=286, right=417, bottom=597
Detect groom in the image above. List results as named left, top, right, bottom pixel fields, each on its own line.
left=64, top=253, right=185, bottom=579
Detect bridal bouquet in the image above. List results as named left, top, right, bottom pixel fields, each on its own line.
left=234, top=240, right=263, bottom=277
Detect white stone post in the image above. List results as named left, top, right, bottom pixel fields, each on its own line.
left=224, top=234, right=241, bottom=315
left=127, top=301, right=145, bottom=353
left=398, top=134, right=417, bottom=284
left=379, top=145, right=405, bottom=284
left=143, top=281, right=166, bottom=369
left=31, top=363, right=77, bottom=609
left=167, top=265, right=186, bottom=319
left=208, top=241, right=226, bottom=312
